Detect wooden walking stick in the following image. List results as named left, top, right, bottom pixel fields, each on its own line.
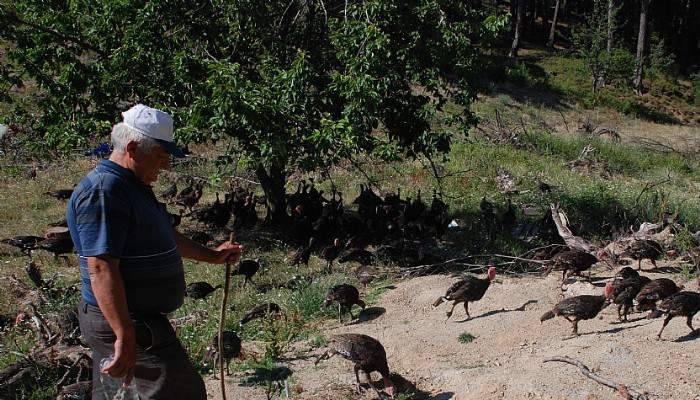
left=218, top=232, right=235, bottom=400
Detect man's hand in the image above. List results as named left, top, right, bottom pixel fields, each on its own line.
left=213, top=241, right=243, bottom=264
left=88, top=255, right=137, bottom=384
left=174, top=231, right=243, bottom=264
left=101, top=331, right=137, bottom=384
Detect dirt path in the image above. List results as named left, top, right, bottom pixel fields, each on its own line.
left=206, top=270, right=700, bottom=400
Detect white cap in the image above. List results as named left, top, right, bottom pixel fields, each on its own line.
left=121, top=104, right=184, bottom=157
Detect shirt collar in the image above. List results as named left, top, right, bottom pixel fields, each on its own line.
left=96, top=160, right=160, bottom=202
left=96, top=159, right=141, bottom=184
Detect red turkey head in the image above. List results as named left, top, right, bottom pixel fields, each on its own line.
left=487, top=266, right=496, bottom=281
left=604, top=281, right=614, bottom=299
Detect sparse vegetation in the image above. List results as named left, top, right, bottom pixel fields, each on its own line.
left=458, top=332, right=476, bottom=344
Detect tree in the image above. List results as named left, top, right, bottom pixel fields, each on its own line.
left=547, top=0, right=561, bottom=48
left=606, top=0, right=615, bottom=53
left=0, top=1, right=493, bottom=224
left=574, top=0, right=608, bottom=93
left=509, top=0, right=526, bottom=58
left=633, top=0, right=650, bottom=95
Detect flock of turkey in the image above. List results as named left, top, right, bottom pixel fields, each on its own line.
left=1, top=175, right=699, bottom=399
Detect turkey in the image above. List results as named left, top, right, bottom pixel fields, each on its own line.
left=540, top=282, right=614, bottom=336
left=205, top=331, right=242, bottom=376
left=609, top=273, right=651, bottom=321
left=239, top=303, right=282, bottom=325
left=433, top=266, right=496, bottom=320
left=634, top=278, right=682, bottom=314
left=654, top=291, right=700, bottom=339
left=186, top=282, right=221, bottom=300
left=615, top=266, right=641, bottom=280
left=36, top=236, right=74, bottom=259
left=25, top=260, right=43, bottom=288
left=320, top=238, right=342, bottom=273
left=45, top=188, right=74, bottom=200
left=191, top=192, right=233, bottom=227
left=232, top=259, right=260, bottom=287
left=175, top=180, right=204, bottom=212
left=0, top=235, right=43, bottom=256
left=167, top=210, right=183, bottom=227
left=315, top=333, right=394, bottom=397
left=620, top=239, right=663, bottom=270
left=160, top=181, right=178, bottom=201
left=323, top=284, right=365, bottom=322
left=354, top=265, right=377, bottom=288
left=290, top=237, right=315, bottom=268
left=544, top=249, right=598, bottom=291
left=185, top=230, right=214, bottom=246
left=338, top=248, right=375, bottom=265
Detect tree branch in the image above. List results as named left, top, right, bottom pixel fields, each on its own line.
left=3, top=10, right=105, bottom=56
left=543, top=356, right=650, bottom=400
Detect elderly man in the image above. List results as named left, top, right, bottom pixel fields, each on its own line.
left=67, top=104, right=241, bottom=399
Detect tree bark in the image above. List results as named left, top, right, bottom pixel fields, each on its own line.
left=255, top=163, right=289, bottom=225
left=509, top=0, right=526, bottom=58
left=606, top=0, right=615, bottom=53
left=547, top=0, right=560, bottom=47
left=633, top=0, right=649, bottom=95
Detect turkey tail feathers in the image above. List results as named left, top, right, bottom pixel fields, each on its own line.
left=540, top=310, right=555, bottom=322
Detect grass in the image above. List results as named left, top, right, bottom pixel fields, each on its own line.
left=480, top=50, right=698, bottom=126
left=457, top=332, right=476, bottom=344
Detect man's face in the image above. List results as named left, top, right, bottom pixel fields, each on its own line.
left=132, top=143, right=170, bottom=185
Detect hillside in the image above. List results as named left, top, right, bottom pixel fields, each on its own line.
left=0, top=46, right=699, bottom=400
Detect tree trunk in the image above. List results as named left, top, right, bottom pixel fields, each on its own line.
left=633, top=0, right=649, bottom=95
left=255, top=163, right=289, bottom=225
left=547, top=0, right=560, bottom=47
left=606, top=0, right=614, bottom=53
left=560, top=0, right=567, bottom=24
left=509, top=0, right=526, bottom=58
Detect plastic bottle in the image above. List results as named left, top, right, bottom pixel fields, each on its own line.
left=99, top=356, right=139, bottom=400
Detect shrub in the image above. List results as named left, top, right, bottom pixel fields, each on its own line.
left=602, top=48, right=636, bottom=88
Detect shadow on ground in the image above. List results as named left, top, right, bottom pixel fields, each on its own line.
left=454, top=299, right=538, bottom=323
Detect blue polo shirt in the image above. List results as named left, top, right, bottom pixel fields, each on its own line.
left=66, top=160, right=185, bottom=314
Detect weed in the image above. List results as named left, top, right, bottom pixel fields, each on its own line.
left=458, top=332, right=476, bottom=344
left=309, top=334, right=328, bottom=348
left=678, top=264, right=696, bottom=283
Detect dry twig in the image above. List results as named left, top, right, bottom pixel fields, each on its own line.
left=543, top=356, right=650, bottom=399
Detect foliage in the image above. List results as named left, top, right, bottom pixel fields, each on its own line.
left=600, top=48, right=636, bottom=88
left=573, top=0, right=619, bottom=93
left=0, top=0, right=501, bottom=220
left=648, top=34, right=676, bottom=78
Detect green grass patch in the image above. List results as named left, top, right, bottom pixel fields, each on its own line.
left=458, top=332, right=476, bottom=344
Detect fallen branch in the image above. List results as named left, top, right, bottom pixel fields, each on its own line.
left=28, top=303, right=56, bottom=346
left=550, top=203, right=594, bottom=253
left=400, top=254, right=547, bottom=278
left=543, top=356, right=650, bottom=399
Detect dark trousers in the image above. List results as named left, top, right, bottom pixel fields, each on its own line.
left=78, top=300, right=206, bottom=400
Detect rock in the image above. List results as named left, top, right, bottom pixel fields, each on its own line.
left=563, top=281, right=601, bottom=297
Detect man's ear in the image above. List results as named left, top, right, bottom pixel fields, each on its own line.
left=125, top=140, right=139, bottom=156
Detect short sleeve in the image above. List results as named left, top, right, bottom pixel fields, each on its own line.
left=73, top=188, right=131, bottom=258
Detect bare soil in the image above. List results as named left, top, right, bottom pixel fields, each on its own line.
left=205, top=265, right=700, bottom=400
